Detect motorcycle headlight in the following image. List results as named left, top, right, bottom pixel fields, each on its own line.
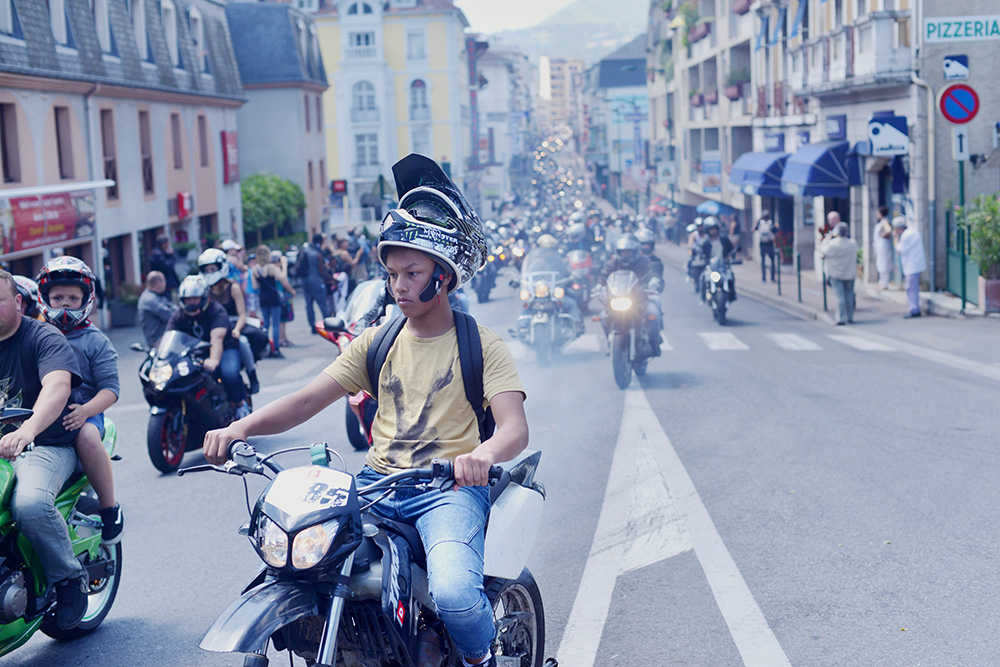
left=291, top=518, right=341, bottom=570
left=487, top=254, right=495, bottom=263
left=520, top=288, right=531, bottom=301
left=150, top=364, right=173, bottom=390
left=534, top=282, right=550, bottom=298
left=554, top=286, right=565, bottom=299
left=610, top=297, right=632, bottom=312
left=257, top=514, right=288, bottom=568
left=513, top=247, right=524, bottom=257
left=710, top=271, right=722, bottom=282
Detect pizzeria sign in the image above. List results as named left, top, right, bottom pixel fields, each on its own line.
left=925, top=15, right=1000, bottom=43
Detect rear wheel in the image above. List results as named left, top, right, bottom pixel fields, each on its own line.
left=42, top=497, right=122, bottom=641
left=147, top=411, right=185, bottom=473
left=533, top=323, right=552, bottom=367
left=611, top=332, right=632, bottom=390
left=713, top=290, right=727, bottom=325
left=488, top=569, right=546, bottom=667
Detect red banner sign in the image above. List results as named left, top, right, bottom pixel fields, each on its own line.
left=221, top=131, right=239, bottom=184
left=0, top=190, right=96, bottom=255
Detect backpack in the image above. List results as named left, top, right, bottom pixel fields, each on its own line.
left=365, top=310, right=496, bottom=443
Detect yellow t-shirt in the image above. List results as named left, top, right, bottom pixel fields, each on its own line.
left=324, top=322, right=525, bottom=474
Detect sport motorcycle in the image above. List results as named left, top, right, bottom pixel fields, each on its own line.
left=597, top=270, right=660, bottom=390
left=181, top=440, right=556, bottom=667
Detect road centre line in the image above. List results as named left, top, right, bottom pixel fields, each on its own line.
left=557, top=386, right=790, bottom=667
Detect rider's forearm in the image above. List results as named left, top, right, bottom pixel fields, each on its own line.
left=80, top=389, right=117, bottom=418
left=21, top=373, right=72, bottom=441
left=475, top=418, right=528, bottom=465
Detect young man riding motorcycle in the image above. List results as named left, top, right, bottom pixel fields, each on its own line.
left=203, top=154, right=529, bottom=667
left=699, top=217, right=736, bottom=302
left=600, top=234, right=664, bottom=355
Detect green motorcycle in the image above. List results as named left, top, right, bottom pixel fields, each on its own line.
left=0, top=408, right=123, bottom=657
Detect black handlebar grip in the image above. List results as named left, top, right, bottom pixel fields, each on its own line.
left=227, top=439, right=249, bottom=460
left=489, top=466, right=503, bottom=481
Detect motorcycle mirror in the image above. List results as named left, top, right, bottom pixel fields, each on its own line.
left=323, top=316, right=347, bottom=333
left=508, top=279, right=520, bottom=289
left=0, top=407, right=32, bottom=426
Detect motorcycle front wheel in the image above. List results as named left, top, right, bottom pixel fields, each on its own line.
left=610, top=332, right=632, bottom=390
left=41, top=497, right=123, bottom=640
left=488, top=569, right=546, bottom=667
left=147, top=411, right=185, bottom=473
left=713, top=290, right=727, bottom=325
left=533, top=323, right=552, bottom=367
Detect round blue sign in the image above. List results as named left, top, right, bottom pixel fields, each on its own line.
left=940, top=84, right=979, bottom=124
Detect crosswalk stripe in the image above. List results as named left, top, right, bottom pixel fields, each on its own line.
left=828, top=334, right=896, bottom=352
left=766, top=333, right=822, bottom=351
left=698, top=332, right=749, bottom=350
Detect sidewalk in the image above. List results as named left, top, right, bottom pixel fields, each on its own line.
left=656, top=243, right=989, bottom=325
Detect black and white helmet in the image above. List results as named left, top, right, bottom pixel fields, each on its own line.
left=377, top=154, right=487, bottom=291
left=13, top=275, right=41, bottom=318
left=197, top=248, right=229, bottom=286
left=36, top=256, right=96, bottom=331
left=178, top=275, right=210, bottom=316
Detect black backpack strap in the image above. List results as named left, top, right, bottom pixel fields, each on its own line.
left=454, top=310, right=493, bottom=442
left=365, top=315, right=406, bottom=401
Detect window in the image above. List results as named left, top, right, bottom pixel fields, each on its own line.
left=130, top=0, right=147, bottom=60
left=352, top=81, right=375, bottom=110
left=304, top=94, right=311, bottom=132
left=347, top=2, right=373, bottom=14
left=1, top=0, right=22, bottom=37
left=197, top=114, right=208, bottom=167
left=170, top=112, right=182, bottom=169
left=316, top=96, right=322, bottom=133
left=162, top=0, right=178, bottom=67
left=54, top=106, right=74, bottom=179
left=407, top=31, right=426, bottom=60
left=47, top=0, right=67, bottom=44
left=355, top=133, right=377, bottom=166
left=349, top=31, right=374, bottom=47
left=319, top=159, right=325, bottom=193
left=188, top=6, right=205, bottom=72
left=100, top=109, right=118, bottom=199
left=92, top=0, right=112, bottom=53
left=307, top=160, right=314, bottom=191
left=411, top=126, right=430, bottom=156
left=138, top=109, right=154, bottom=193
left=409, top=79, right=429, bottom=121
left=0, top=103, right=21, bottom=183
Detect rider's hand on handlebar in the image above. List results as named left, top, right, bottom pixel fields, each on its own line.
left=203, top=357, right=220, bottom=373
left=0, top=428, right=33, bottom=460
left=452, top=449, right=496, bottom=490
left=203, top=425, right=248, bottom=466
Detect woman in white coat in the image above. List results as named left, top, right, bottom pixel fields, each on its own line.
left=892, top=216, right=927, bottom=318
left=873, top=205, right=894, bottom=289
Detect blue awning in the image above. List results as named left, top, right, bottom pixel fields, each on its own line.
left=729, top=151, right=790, bottom=198
left=755, top=15, right=769, bottom=52
left=770, top=7, right=787, bottom=46
left=780, top=140, right=853, bottom=198
left=790, top=0, right=807, bottom=38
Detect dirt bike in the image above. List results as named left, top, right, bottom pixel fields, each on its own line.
left=0, top=408, right=122, bottom=657
left=181, top=440, right=557, bottom=667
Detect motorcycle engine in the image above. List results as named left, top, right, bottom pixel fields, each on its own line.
left=0, top=570, right=27, bottom=622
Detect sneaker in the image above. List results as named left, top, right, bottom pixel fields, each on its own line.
left=54, top=575, right=88, bottom=630
left=248, top=371, right=260, bottom=395
left=235, top=402, right=251, bottom=420
left=903, top=311, right=921, bottom=319
left=271, top=349, right=285, bottom=359
left=100, top=504, right=124, bottom=545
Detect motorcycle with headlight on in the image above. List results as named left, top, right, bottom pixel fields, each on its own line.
left=596, top=270, right=661, bottom=390
left=181, top=441, right=556, bottom=667
left=512, top=271, right=578, bottom=366
left=139, top=330, right=250, bottom=473
left=701, top=257, right=735, bottom=326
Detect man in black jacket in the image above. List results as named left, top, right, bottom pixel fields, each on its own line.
left=149, top=235, right=180, bottom=299
left=298, top=234, right=333, bottom=334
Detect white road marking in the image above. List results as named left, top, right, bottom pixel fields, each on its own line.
left=660, top=334, right=674, bottom=351
left=844, top=329, right=1000, bottom=383
left=699, top=332, right=750, bottom=350
left=828, top=334, right=896, bottom=352
left=564, top=333, right=602, bottom=353
left=767, top=332, right=822, bottom=351
left=557, top=387, right=790, bottom=667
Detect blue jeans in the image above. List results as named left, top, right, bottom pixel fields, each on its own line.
left=217, top=348, right=245, bottom=403
left=303, top=278, right=331, bottom=329
left=831, top=278, right=855, bottom=324
left=357, top=467, right=494, bottom=661
left=12, top=446, right=86, bottom=584
left=261, top=305, right=281, bottom=347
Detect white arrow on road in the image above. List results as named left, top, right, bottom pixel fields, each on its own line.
left=557, top=386, right=791, bottom=667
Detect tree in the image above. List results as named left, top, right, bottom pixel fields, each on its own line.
left=241, top=172, right=306, bottom=245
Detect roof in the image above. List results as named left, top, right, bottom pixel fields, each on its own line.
left=226, top=4, right=327, bottom=88
left=314, top=0, right=468, bottom=26
left=596, top=33, right=647, bottom=88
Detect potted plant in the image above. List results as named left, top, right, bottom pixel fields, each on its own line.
left=689, top=89, right=704, bottom=107
left=732, top=0, right=751, bottom=14
left=688, top=17, right=713, bottom=43
left=725, top=66, right=751, bottom=99
left=966, top=193, right=1000, bottom=312
left=109, top=282, right=141, bottom=328
left=173, top=240, right=198, bottom=259
left=705, top=89, right=719, bottom=104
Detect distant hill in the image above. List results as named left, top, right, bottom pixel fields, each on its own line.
left=485, top=0, right=648, bottom=66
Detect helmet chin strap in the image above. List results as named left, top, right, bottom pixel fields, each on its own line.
left=419, top=263, right=451, bottom=303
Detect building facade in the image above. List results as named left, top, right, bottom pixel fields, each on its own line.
left=227, top=2, right=329, bottom=236
left=312, top=0, right=473, bottom=226
left=539, top=56, right=584, bottom=128
left=0, top=0, right=245, bottom=322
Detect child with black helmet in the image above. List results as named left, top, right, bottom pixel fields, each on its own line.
left=36, top=256, right=123, bottom=545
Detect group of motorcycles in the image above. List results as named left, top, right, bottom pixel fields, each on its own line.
left=686, top=226, right=739, bottom=326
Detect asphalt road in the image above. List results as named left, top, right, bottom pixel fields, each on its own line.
left=7, top=258, right=1000, bottom=666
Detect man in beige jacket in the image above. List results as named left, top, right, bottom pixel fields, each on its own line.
left=819, top=222, right=859, bottom=325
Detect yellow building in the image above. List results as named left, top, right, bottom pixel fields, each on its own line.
left=312, top=0, right=473, bottom=225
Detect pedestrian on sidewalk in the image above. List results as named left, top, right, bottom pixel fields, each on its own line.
left=892, top=216, right=927, bottom=318
left=873, top=205, right=894, bottom=290
left=819, top=222, right=859, bottom=325
left=753, top=211, right=777, bottom=282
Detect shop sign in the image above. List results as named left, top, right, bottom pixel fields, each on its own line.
left=868, top=116, right=909, bottom=156
left=0, top=190, right=95, bottom=254
left=925, top=16, right=1000, bottom=43
left=221, top=131, right=239, bottom=184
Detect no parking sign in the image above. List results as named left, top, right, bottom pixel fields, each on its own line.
left=939, top=84, right=980, bottom=124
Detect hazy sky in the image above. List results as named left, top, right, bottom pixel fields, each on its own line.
left=454, top=0, right=576, bottom=33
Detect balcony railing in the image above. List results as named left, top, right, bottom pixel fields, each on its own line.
left=351, top=107, right=379, bottom=123
left=353, top=163, right=381, bottom=179
left=853, top=11, right=911, bottom=79
left=828, top=27, right=853, bottom=82
left=409, top=106, right=430, bottom=122
left=346, top=46, right=377, bottom=60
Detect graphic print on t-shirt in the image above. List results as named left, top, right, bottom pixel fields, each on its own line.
left=385, top=359, right=455, bottom=463
left=0, top=376, right=20, bottom=410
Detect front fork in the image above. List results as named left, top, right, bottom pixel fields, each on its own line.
left=315, top=551, right=355, bottom=666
